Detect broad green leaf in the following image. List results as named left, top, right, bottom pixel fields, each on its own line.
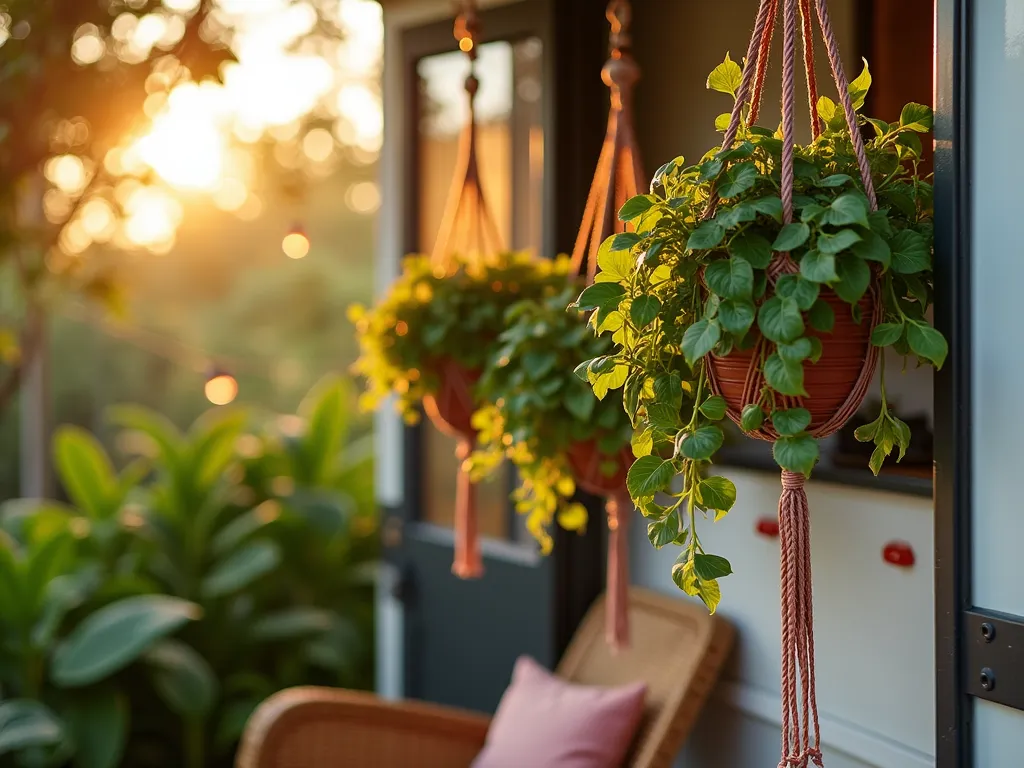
left=699, top=158, right=723, bottom=182
left=618, top=195, right=654, bottom=221
left=564, top=385, right=596, bottom=421
left=773, top=435, right=820, bottom=476
left=648, top=513, right=683, bottom=549
left=772, top=408, right=812, bottom=436
left=699, top=396, right=728, bottom=421
left=848, top=58, right=871, bottom=109
left=146, top=639, right=217, bottom=719
left=592, top=364, right=629, bottom=400
left=751, top=196, right=783, bottom=222
left=834, top=255, right=871, bottom=303
left=190, top=409, right=247, bottom=490
left=210, top=508, right=275, bottom=558
left=653, top=372, right=683, bottom=408
left=871, top=322, right=905, bottom=346
left=631, top=427, right=654, bottom=458
left=62, top=690, right=127, bottom=768
left=626, top=456, right=676, bottom=498
left=900, top=102, right=934, bottom=132
left=907, top=322, right=948, bottom=369
left=52, top=427, right=118, bottom=520
left=630, top=295, right=661, bottom=328
left=819, top=174, right=853, bottom=188
left=822, top=192, right=870, bottom=227
left=715, top=112, right=731, bottom=131
left=522, top=350, right=558, bottom=381
left=697, top=477, right=736, bottom=517
left=597, top=238, right=634, bottom=280
left=775, top=275, right=819, bottom=311
left=777, top=337, right=813, bottom=363
left=201, top=541, right=282, bottom=599
left=807, top=299, right=835, bottom=332
left=107, top=405, right=184, bottom=466
left=694, top=553, right=734, bottom=580
left=611, top=232, right=641, bottom=252
left=647, top=403, right=681, bottom=431
left=763, top=354, right=806, bottom=396
left=687, top=221, right=725, bottom=251
left=718, top=162, right=758, bottom=198
left=574, top=282, right=625, bottom=311
left=718, top=299, right=756, bottom=336
left=772, top=223, right=810, bottom=252
left=677, top=426, right=725, bottom=460
left=817, top=95, right=837, bottom=123
left=889, top=230, right=930, bottom=274
left=682, top=319, right=721, bottom=365
left=818, top=229, right=862, bottom=255
left=705, top=257, right=754, bottom=300
left=800, top=249, right=838, bottom=283
left=851, top=229, right=892, bottom=268
left=707, top=53, right=742, bottom=96
left=52, top=595, right=200, bottom=688
left=740, top=403, right=765, bottom=432
left=730, top=231, right=772, bottom=268
left=758, top=297, right=804, bottom=343
left=717, top=202, right=756, bottom=229
left=0, top=701, right=63, bottom=756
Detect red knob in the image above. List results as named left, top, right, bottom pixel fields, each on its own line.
left=756, top=517, right=780, bottom=538
left=883, top=541, right=915, bottom=568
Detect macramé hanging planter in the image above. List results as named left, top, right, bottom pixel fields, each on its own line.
left=574, top=0, right=945, bottom=762
left=467, top=0, right=644, bottom=651
left=351, top=0, right=566, bottom=579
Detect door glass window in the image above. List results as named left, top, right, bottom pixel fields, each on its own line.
left=415, top=37, right=544, bottom=538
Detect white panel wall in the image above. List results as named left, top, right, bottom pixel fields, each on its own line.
left=631, top=470, right=934, bottom=768
left=970, top=2, right=1024, bottom=765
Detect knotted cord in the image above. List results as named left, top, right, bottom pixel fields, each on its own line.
left=569, top=0, right=645, bottom=651
left=699, top=1, right=885, bottom=764
left=430, top=0, right=504, bottom=270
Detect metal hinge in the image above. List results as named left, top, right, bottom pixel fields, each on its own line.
left=964, top=608, right=1024, bottom=712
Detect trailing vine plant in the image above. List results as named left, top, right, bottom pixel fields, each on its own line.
left=572, top=57, right=945, bottom=612
left=350, top=252, right=568, bottom=423
left=467, top=276, right=633, bottom=554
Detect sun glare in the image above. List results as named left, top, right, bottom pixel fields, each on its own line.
left=60, top=0, right=384, bottom=253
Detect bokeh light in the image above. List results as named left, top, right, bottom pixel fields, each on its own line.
left=205, top=373, right=239, bottom=406
left=282, top=229, right=311, bottom=259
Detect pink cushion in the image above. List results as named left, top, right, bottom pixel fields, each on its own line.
left=472, top=656, right=647, bottom=768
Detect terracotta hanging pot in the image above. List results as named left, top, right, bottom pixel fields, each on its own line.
left=708, top=289, right=874, bottom=431
left=422, top=357, right=484, bottom=579
left=566, top=438, right=632, bottom=496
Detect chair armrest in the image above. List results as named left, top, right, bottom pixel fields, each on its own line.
left=236, top=687, right=491, bottom=768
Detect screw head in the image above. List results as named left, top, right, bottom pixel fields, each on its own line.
left=982, top=622, right=996, bottom=642
left=980, top=667, right=996, bottom=691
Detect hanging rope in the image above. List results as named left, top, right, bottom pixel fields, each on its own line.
left=430, top=0, right=504, bottom=269
left=700, top=1, right=884, bottom=764
left=569, top=0, right=644, bottom=286
left=569, top=0, right=645, bottom=651
left=423, top=0, right=503, bottom=580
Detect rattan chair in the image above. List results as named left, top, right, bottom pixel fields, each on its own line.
left=236, top=587, right=734, bottom=768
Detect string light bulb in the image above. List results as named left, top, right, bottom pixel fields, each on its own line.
left=282, top=222, right=310, bottom=259
left=205, top=368, right=238, bottom=406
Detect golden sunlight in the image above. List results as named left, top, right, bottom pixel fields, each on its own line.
left=80, top=0, right=385, bottom=252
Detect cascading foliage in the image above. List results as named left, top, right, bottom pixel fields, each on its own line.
left=469, top=277, right=633, bottom=553
left=571, top=57, right=944, bottom=612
